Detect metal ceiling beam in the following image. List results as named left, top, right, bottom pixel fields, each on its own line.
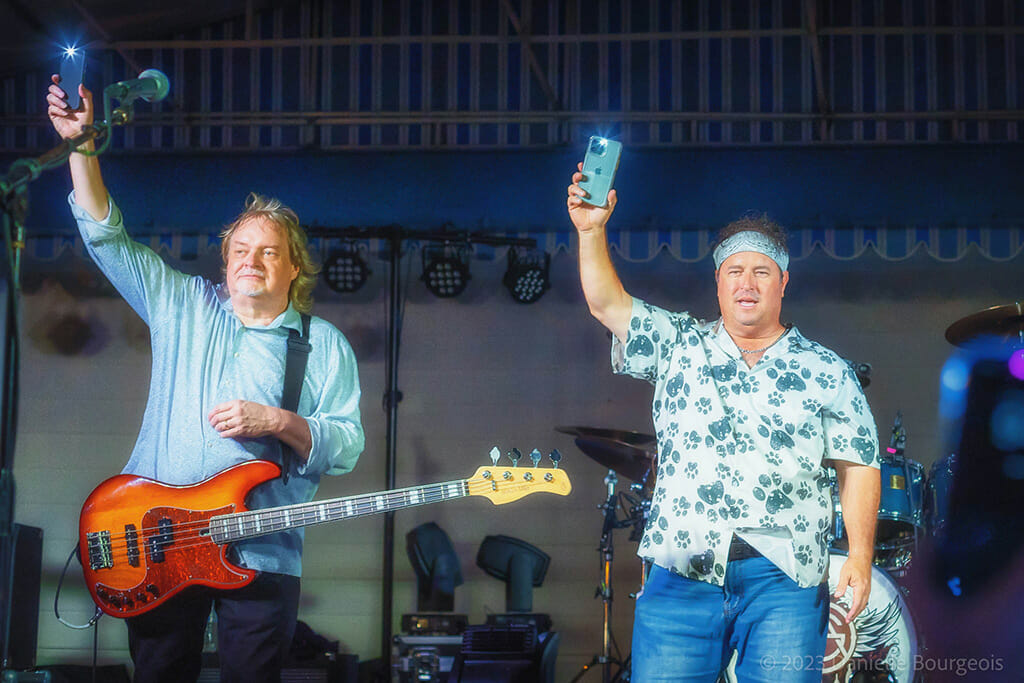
left=499, top=0, right=561, bottom=111
left=804, top=0, right=832, bottom=141
left=69, top=0, right=144, bottom=75
left=90, top=23, right=1024, bottom=51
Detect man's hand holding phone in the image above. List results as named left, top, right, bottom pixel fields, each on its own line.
left=568, top=162, right=618, bottom=234
left=47, top=74, right=94, bottom=141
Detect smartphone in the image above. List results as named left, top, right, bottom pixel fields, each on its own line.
left=59, top=48, right=86, bottom=109
left=579, top=136, right=622, bottom=208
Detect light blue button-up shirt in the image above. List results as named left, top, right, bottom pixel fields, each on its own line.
left=71, top=193, right=365, bottom=576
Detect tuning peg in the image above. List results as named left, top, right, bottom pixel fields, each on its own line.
left=529, top=448, right=542, bottom=467
left=508, top=448, right=522, bottom=467
left=489, top=446, right=500, bottom=466
left=548, top=449, right=562, bottom=469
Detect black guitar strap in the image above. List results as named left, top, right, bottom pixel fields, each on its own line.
left=280, top=313, right=311, bottom=484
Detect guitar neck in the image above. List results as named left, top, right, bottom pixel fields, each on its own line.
left=209, top=479, right=468, bottom=544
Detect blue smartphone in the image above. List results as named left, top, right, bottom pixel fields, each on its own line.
left=59, top=48, right=86, bottom=109
left=579, top=136, right=622, bottom=208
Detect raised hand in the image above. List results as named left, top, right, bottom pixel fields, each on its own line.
left=567, top=161, right=618, bottom=234
left=47, top=74, right=94, bottom=140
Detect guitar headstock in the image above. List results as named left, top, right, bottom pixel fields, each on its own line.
left=469, top=448, right=571, bottom=505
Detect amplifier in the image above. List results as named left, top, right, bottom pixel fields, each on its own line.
left=392, top=634, right=462, bottom=683
left=1, top=524, right=43, bottom=671
left=400, top=613, right=467, bottom=636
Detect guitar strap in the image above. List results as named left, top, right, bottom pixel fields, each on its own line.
left=280, top=313, right=311, bottom=484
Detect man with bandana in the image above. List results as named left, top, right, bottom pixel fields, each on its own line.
left=567, top=166, right=881, bottom=682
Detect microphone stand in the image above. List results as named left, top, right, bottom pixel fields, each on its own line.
left=570, top=469, right=631, bottom=683
left=0, top=89, right=142, bottom=664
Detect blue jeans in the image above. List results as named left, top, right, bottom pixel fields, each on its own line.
left=631, top=557, right=829, bottom=683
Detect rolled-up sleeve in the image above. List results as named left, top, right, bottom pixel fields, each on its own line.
left=69, top=191, right=190, bottom=326
left=298, top=322, right=365, bottom=477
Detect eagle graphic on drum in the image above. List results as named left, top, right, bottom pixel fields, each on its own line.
left=823, top=552, right=917, bottom=682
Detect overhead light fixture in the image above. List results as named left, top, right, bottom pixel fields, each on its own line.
left=421, top=244, right=471, bottom=298
left=503, top=249, right=550, bottom=304
left=323, top=243, right=370, bottom=293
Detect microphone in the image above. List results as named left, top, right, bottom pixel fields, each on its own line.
left=105, top=69, right=170, bottom=104
left=887, top=411, right=903, bottom=454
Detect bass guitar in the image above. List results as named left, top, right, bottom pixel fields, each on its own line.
left=79, top=452, right=571, bottom=618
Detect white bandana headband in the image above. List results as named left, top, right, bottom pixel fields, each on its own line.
left=712, top=230, right=789, bottom=272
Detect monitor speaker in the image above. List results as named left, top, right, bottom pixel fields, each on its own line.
left=1, top=524, right=43, bottom=670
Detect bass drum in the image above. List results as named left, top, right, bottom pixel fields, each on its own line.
left=720, top=552, right=917, bottom=683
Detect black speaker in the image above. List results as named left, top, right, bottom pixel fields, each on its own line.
left=1, top=524, right=43, bottom=670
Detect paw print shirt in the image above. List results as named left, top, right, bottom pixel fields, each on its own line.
left=612, top=297, right=880, bottom=588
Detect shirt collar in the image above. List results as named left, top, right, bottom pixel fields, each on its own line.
left=709, top=318, right=804, bottom=361
left=215, top=283, right=303, bottom=333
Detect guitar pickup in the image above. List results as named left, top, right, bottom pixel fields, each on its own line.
left=145, top=517, right=174, bottom=564
left=125, top=524, right=140, bottom=567
left=86, top=530, right=113, bottom=571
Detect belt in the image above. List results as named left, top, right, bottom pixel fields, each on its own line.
left=727, top=536, right=762, bottom=562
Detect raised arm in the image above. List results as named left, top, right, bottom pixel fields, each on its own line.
left=567, top=162, right=632, bottom=343
left=46, top=75, right=110, bottom=221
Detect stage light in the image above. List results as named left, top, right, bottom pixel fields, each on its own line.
left=421, top=245, right=471, bottom=298
left=323, top=244, right=369, bottom=293
left=476, top=535, right=549, bottom=613
left=63, top=45, right=78, bottom=58
left=503, top=249, right=550, bottom=304
left=406, top=522, right=463, bottom=612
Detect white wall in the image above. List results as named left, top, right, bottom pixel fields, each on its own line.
left=14, top=244, right=1023, bottom=679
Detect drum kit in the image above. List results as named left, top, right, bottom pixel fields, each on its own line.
left=560, top=302, right=1024, bottom=683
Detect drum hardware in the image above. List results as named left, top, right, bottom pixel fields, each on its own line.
left=566, top=469, right=635, bottom=683
left=829, top=412, right=927, bottom=575
left=876, top=412, right=926, bottom=574
left=924, top=453, right=957, bottom=537
left=842, top=357, right=872, bottom=388
left=558, top=427, right=656, bottom=683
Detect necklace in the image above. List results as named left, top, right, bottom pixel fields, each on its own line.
left=737, top=328, right=788, bottom=355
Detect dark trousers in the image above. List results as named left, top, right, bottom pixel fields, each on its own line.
left=126, top=572, right=301, bottom=683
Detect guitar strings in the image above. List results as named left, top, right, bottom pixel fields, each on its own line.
left=85, top=477, right=563, bottom=564
left=92, top=479, right=471, bottom=544
left=88, top=475, right=560, bottom=544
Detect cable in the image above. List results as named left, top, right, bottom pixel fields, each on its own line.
left=54, top=544, right=102, bottom=629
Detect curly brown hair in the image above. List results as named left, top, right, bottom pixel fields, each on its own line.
left=714, top=213, right=789, bottom=257
left=220, top=193, right=320, bottom=314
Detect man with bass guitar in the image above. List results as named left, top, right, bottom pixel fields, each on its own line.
left=47, top=76, right=365, bottom=682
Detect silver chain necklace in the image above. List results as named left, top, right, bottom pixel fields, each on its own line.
left=737, top=328, right=788, bottom=355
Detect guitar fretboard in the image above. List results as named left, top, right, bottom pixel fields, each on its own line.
left=208, top=479, right=469, bottom=543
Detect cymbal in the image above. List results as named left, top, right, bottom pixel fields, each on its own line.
left=945, top=302, right=1024, bottom=347
left=555, top=425, right=656, bottom=449
left=556, top=426, right=656, bottom=484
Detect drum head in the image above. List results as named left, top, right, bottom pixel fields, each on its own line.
left=824, top=551, right=917, bottom=681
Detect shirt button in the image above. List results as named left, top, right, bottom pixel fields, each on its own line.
left=234, top=352, right=239, bottom=358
